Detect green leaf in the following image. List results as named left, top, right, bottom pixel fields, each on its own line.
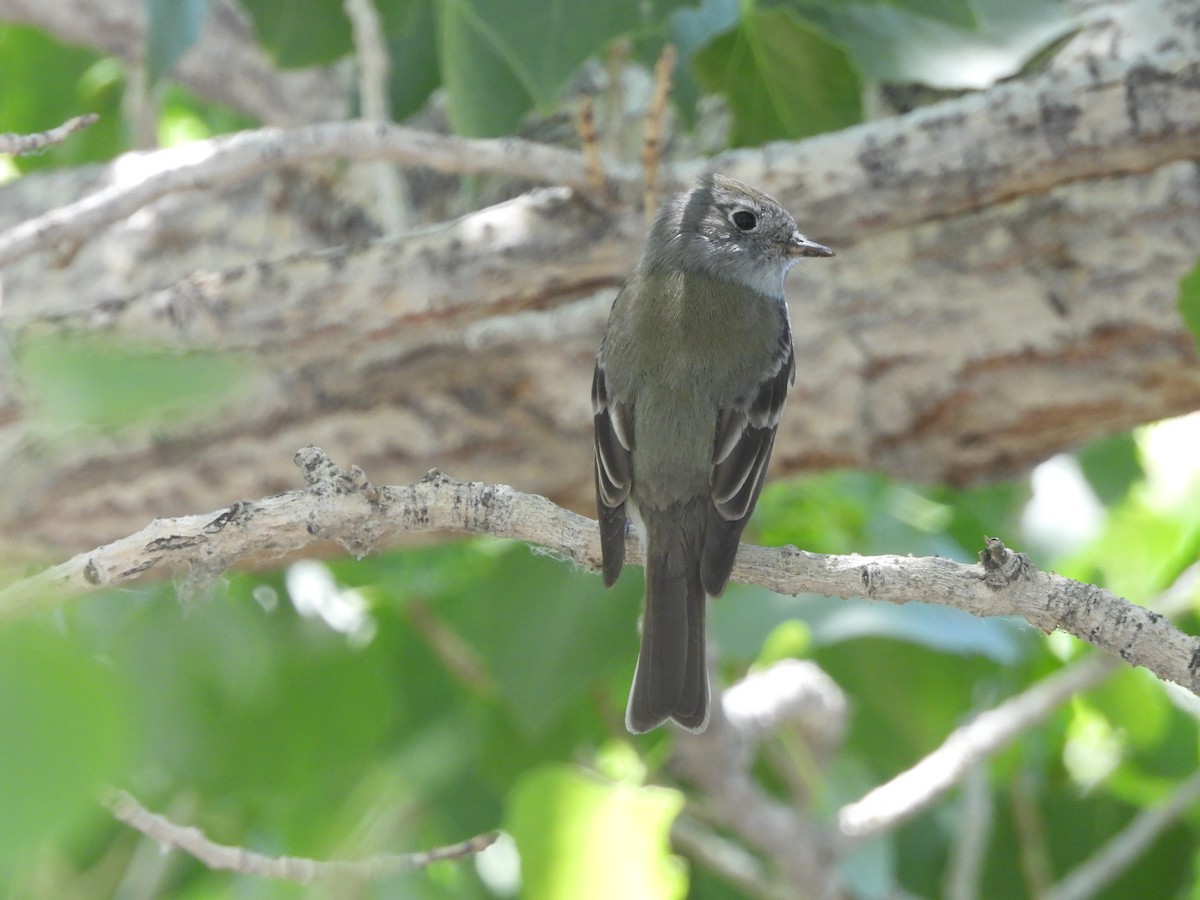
left=664, top=0, right=738, bottom=121
left=1077, top=432, right=1144, bottom=507
left=692, top=7, right=862, bottom=146
left=712, top=588, right=1028, bottom=665
left=1179, top=257, right=1200, bottom=356
left=144, top=0, right=212, bottom=86
left=0, top=625, right=130, bottom=874
left=158, top=82, right=260, bottom=146
left=876, top=0, right=976, bottom=29
left=797, top=0, right=980, bottom=32
left=379, top=0, right=441, bottom=120
left=444, top=545, right=640, bottom=738
left=1060, top=500, right=1192, bottom=602
left=798, top=0, right=1076, bottom=89
left=16, top=334, right=248, bottom=432
left=436, top=0, right=642, bottom=136
left=238, top=0, right=353, bottom=67
left=507, top=766, right=686, bottom=900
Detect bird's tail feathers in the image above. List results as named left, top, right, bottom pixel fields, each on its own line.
left=626, top=508, right=710, bottom=733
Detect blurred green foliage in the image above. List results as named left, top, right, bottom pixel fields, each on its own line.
left=15, top=334, right=250, bottom=434
left=0, top=0, right=1075, bottom=163
left=1180, top=257, right=1200, bottom=356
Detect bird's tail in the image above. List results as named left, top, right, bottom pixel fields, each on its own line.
left=626, top=504, right=710, bottom=733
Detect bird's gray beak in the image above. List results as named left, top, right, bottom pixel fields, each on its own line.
left=789, top=233, right=834, bottom=257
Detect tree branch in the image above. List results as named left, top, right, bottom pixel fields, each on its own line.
left=0, top=120, right=618, bottom=269
left=102, top=788, right=498, bottom=881
left=834, top=562, right=1198, bottom=843
left=3, top=447, right=1196, bottom=698
left=837, top=653, right=1119, bottom=842
left=943, top=764, right=993, bottom=900
left=671, top=663, right=841, bottom=895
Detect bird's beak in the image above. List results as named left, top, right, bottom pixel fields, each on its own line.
left=789, top=233, right=834, bottom=257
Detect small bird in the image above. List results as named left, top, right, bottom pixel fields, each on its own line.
left=593, top=174, right=833, bottom=733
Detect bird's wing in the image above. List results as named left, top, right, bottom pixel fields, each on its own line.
left=703, top=313, right=795, bottom=596
left=593, top=351, right=634, bottom=587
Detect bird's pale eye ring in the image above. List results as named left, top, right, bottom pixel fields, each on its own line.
left=731, top=210, right=758, bottom=232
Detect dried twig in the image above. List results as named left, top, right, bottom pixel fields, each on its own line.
left=577, top=98, right=609, bottom=200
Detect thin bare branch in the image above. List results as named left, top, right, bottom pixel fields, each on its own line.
left=837, top=654, right=1120, bottom=842
left=577, top=99, right=610, bottom=201
left=103, top=788, right=498, bottom=881
left=1011, top=772, right=1055, bottom=897
left=0, top=114, right=98, bottom=156
left=837, top=564, right=1200, bottom=843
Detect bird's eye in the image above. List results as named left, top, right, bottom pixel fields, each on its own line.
left=732, top=210, right=757, bottom=231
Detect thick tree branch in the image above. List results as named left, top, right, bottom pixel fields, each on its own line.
left=0, top=121, right=617, bottom=269
left=3, top=17, right=1199, bottom=553
left=4, top=42, right=1197, bottom=270
left=103, top=788, right=497, bottom=881
left=4, top=449, right=1197, bottom=700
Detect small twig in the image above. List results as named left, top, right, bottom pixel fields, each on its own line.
left=124, top=61, right=158, bottom=150
left=577, top=99, right=610, bottom=201
left=1046, top=769, right=1200, bottom=900
left=343, top=0, right=411, bottom=232
left=103, top=788, right=498, bottom=882
left=642, top=43, right=676, bottom=219
left=0, top=114, right=99, bottom=156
